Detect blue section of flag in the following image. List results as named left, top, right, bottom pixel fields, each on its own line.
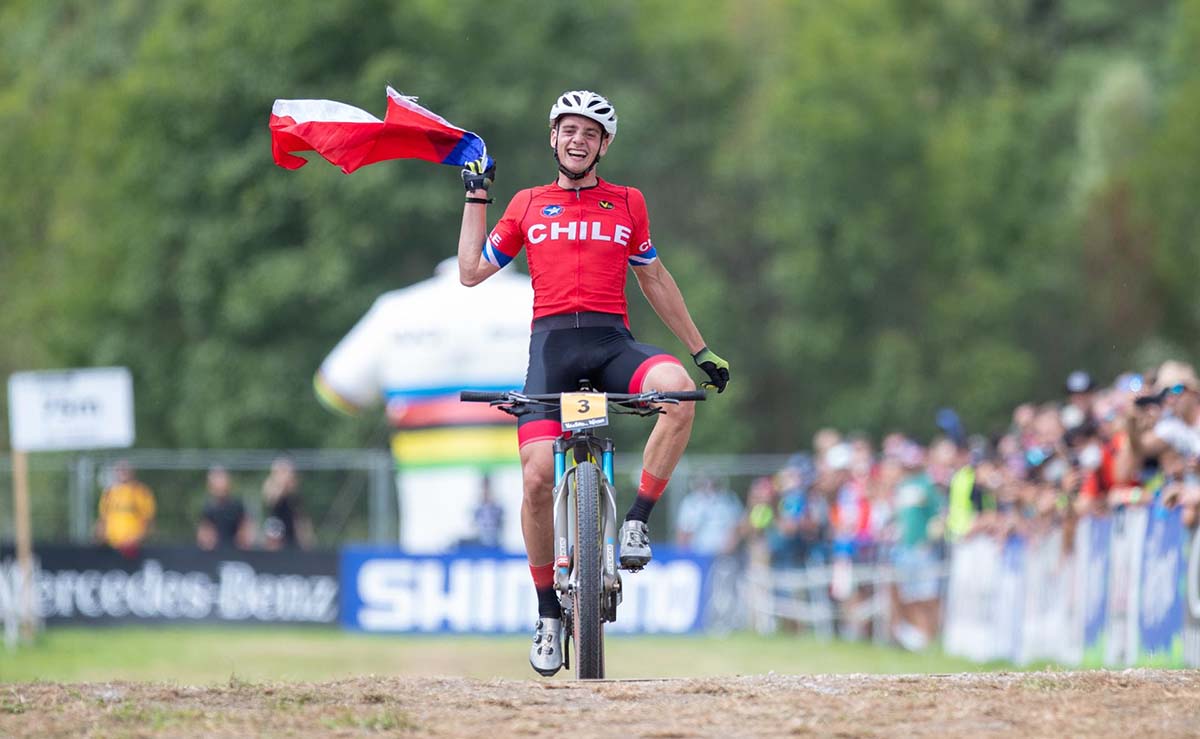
left=441, top=133, right=494, bottom=169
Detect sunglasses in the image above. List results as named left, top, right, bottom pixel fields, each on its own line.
left=1167, top=383, right=1193, bottom=395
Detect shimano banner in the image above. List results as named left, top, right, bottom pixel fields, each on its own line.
left=0, top=545, right=338, bottom=625
left=340, top=546, right=711, bottom=634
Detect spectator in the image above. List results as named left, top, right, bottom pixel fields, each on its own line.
left=774, top=456, right=829, bottom=567
left=1063, top=369, right=1098, bottom=430
left=1077, top=382, right=1137, bottom=515
left=675, top=476, right=742, bottom=555
left=945, top=438, right=983, bottom=542
left=197, top=466, right=251, bottom=550
left=827, top=443, right=867, bottom=601
left=95, top=460, right=155, bottom=558
left=812, top=428, right=843, bottom=468
left=739, top=475, right=779, bottom=569
left=828, top=443, right=869, bottom=560
left=1141, top=361, right=1200, bottom=460
left=261, top=456, right=316, bottom=550
left=889, top=442, right=943, bottom=650
left=472, top=475, right=505, bottom=549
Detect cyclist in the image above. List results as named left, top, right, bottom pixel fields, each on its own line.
left=457, top=90, right=730, bottom=676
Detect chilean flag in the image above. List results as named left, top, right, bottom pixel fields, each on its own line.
left=270, top=86, right=492, bottom=174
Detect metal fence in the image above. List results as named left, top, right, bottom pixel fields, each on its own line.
left=0, top=450, right=794, bottom=549
left=1, top=449, right=394, bottom=547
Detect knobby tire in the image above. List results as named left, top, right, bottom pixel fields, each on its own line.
left=573, top=462, right=605, bottom=679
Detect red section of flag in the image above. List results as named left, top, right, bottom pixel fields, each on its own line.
left=269, top=115, right=389, bottom=174
left=381, top=92, right=467, bottom=164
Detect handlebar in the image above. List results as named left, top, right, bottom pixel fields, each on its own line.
left=460, top=389, right=706, bottom=406
left=459, top=390, right=511, bottom=403
left=653, top=390, right=708, bottom=402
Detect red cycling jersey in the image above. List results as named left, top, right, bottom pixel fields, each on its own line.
left=483, top=178, right=658, bottom=320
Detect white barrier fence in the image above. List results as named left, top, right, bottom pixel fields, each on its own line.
left=944, top=505, right=1200, bottom=667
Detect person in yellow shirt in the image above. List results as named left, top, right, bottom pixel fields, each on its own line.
left=95, top=460, right=156, bottom=557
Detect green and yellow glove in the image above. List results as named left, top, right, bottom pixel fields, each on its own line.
left=461, top=157, right=496, bottom=194
left=692, top=347, right=730, bottom=393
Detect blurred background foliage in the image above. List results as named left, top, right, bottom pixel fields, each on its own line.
left=1, top=0, right=1197, bottom=453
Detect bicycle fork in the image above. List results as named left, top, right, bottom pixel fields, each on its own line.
left=551, top=443, right=623, bottom=617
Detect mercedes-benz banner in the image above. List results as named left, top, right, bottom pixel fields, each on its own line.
left=0, top=545, right=338, bottom=625
left=340, top=546, right=713, bottom=634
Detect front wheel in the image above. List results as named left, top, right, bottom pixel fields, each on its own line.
left=572, top=461, right=605, bottom=679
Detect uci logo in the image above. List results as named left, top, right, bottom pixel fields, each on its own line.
left=541, top=205, right=564, bottom=217
left=599, top=200, right=614, bottom=210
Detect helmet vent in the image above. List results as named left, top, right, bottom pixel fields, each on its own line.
left=548, top=90, right=618, bottom=137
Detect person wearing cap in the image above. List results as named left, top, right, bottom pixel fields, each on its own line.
left=1136, top=360, right=1200, bottom=467
left=1064, top=370, right=1098, bottom=431
left=455, top=90, right=730, bottom=676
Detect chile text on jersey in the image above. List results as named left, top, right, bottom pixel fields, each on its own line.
left=482, top=178, right=658, bottom=320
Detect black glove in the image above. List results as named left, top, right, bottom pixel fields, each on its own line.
left=692, top=347, right=730, bottom=393
left=461, top=157, right=496, bottom=193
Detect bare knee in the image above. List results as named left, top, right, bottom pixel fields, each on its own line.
left=521, top=455, right=555, bottom=511
left=645, top=364, right=697, bottom=425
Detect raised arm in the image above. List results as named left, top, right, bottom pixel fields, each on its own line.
left=458, top=158, right=501, bottom=287
left=458, top=201, right=500, bottom=286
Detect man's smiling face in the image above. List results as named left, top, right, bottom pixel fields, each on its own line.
left=551, top=114, right=609, bottom=175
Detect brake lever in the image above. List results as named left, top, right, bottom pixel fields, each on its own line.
left=608, top=404, right=663, bottom=417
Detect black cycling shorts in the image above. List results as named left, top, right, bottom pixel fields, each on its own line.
left=518, top=312, right=682, bottom=447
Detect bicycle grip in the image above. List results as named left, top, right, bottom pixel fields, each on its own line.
left=460, top=390, right=510, bottom=403
left=660, top=390, right=708, bottom=402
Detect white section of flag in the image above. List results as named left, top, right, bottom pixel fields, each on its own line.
left=270, top=98, right=381, bottom=124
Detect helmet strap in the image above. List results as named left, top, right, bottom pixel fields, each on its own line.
left=554, top=150, right=602, bottom=180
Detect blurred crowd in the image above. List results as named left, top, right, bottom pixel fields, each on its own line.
left=94, top=455, right=315, bottom=557
left=673, top=359, right=1200, bottom=645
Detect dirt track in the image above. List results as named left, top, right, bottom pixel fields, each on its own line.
left=2, top=670, right=1198, bottom=738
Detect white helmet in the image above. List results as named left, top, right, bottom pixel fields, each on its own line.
left=549, top=90, right=618, bottom=138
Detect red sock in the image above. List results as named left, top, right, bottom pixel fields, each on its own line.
left=638, top=470, right=669, bottom=501
left=626, top=470, right=669, bottom=523
left=530, top=562, right=560, bottom=618
left=529, top=561, right=555, bottom=590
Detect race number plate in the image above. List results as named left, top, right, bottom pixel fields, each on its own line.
left=560, top=392, right=609, bottom=430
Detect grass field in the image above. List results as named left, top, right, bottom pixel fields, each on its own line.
left=0, top=627, right=997, bottom=683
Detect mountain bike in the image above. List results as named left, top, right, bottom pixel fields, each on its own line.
left=461, top=383, right=705, bottom=679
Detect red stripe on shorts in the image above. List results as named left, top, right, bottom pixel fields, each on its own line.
left=628, top=354, right=684, bottom=393
left=518, top=419, right=562, bottom=447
